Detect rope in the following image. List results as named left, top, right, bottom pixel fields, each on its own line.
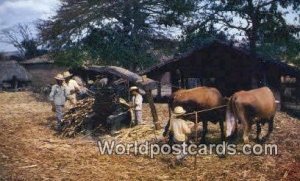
left=182, top=105, right=227, bottom=116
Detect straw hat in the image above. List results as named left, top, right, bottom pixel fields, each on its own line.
left=87, top=80, right=94, bottom=84
left=54, top=74, right=64, bottom=81
left=129, top=86, right=139, bottom=92
left=63, top=71, right=73, bottom=78
left=173, top=106, right=186, bottom=115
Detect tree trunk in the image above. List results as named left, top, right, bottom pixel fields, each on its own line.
left=247, top=0, right=258, bottom=56
left=248, top=17, right=258, bottom=56
left=249, top=34, right=257, bottom=56
left=145, top=90, right=161, bottom=130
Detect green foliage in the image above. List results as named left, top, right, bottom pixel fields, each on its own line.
left=21, top=39, right=39, bottom=59
left=50, top=47, right=89, bottom=68
left=179, top=25, right=228, bottom=53
left=189, top=0, right=300, bottom=63
left=82, top=26, right=156, bottom=70
left=158, top=0, right=196, bottom=26
left=38, top=0, right=300, bottom=66
left=257, top=34, right=300, bottom=65
left=254, top=0, right=300, bottom=64
left=38, top=0, right=196, bottom=70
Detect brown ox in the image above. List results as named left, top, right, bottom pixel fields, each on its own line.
left=163, top=86, right=226, bottom=143
left=226, top=87, right=276, bottom=143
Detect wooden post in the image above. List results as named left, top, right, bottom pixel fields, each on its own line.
left=157, top=79, right=162, bottom=99
left=145, top=89, right=160, bottom=130
left=296, top=76, right=300, bottom=104
left=140, top=74, right=160, bottom=130
left=194, top=111, right=198, bottom=179
left=171, top=71, right=176, bottom=93
left=180, top=74, right=185, bottom=88
left=280, top=76, right=286, bottom=111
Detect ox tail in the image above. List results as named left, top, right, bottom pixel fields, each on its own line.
left=225, top=96, right=238, bottom=138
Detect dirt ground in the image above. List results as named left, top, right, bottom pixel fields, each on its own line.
left=0, top=92, right=299, bottom=180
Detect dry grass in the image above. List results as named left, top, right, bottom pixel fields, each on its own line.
left=0, top=91, right=299, bottom=180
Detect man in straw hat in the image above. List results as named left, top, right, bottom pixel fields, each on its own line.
left=168, top=106, right=200, bottom=165
left=63, top=71, right=80, bottom=109
left=49, top=74, right=69, bottom=132
left=129, top=86, right=144, bottom=125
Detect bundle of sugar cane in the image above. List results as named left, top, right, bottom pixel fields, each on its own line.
left=61, top=98, right=95, bottom=137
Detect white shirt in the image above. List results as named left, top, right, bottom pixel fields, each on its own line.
left=132, top=93, right=143, bottom=111
left=64, top=79, right=80, bottom=93
left=169, top=118, right=192, bottom=142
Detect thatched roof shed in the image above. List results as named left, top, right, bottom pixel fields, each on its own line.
left=0, top=60, right=32, bottom=83
left=142, top=40, right=300, bottom=78
left=140, top=40, right=300, bottom=110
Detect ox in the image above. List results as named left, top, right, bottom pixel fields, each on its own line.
left=226, top=87, right=276, bottom=143
left=163, top=86, right=226, bottom=143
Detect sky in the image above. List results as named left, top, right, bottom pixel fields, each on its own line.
left=0, top=0, right=60, bottom=52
